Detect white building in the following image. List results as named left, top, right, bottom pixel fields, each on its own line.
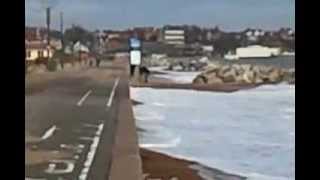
left=163, top=28, right=185, bottom=45
left=73, top=41, right=89, bottom=53
left=225, top=45, right=281, bottom=60
left=25, top=43, right=54, bottom=61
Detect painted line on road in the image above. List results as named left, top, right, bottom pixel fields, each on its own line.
left=106, top=77, right=120, bottom=108
left=77, top=90, right=93, bottom=106
left=78, top=123, right=105, bottom=180
left=41, top=125, right=57, bottom=140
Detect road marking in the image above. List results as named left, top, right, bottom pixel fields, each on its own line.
left=41, top=125, right=57, bottom=140
left=77, top=90, right=93, bottom=106
left=106, top=77, right=120, bottom=108
left=45, top=160, right=75, bottom=174
left=78, top=123, right=105, bottom=180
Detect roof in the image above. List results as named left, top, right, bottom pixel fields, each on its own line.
left=73, top=41, right=90, bottom=53
left=25, top=42, right=48, bottom=50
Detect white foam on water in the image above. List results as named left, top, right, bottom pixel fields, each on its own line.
left=131, top=84, right=295, bottom=180
left=140, top=136, right=181, bottom=148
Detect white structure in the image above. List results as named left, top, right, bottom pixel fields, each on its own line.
left=151, top=54, right=167, bottom=59
left=73, top=41, right=89, bottom=53
left=202, top=45, right=214, bottom=52
left=163, top=29, right=185, bottom=45
left=25, top=43, right=54, bottom=61
left=225, top=45, right=281, bottom=60
left=282, top=51, right=295, bottom=56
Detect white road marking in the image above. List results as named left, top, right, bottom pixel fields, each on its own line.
left=41, top=125, right=57, bottom=140
left=77, top=90, right=92, bottom=106
left=78, top=123, right=105, bottom=180
left=26, top=178, right=46, bottom=180
left=106, top=77, right=120, bottom=108
left=82, top=123, right=99, bottom=128
left=45, top=160, right=75, bottom=174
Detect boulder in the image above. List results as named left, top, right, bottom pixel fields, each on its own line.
left=241, top=64, right=252, bottom=72
left=268, top=68, right=283, bottom=83
left=206, top=73, right=224, bottom=84
left=221, top=68, right=237, bottom=83
left=235, top=76, right=248, bottom=84
left=193, top=75, right=207, bottom=84
left=217, top=65, right=231, bottom=78
left=242, top=70, right=255, bottom=84
left=204, top=66, right=220, bottom=75
left=253, top=76, right=264, bottom=84
left=282, top=69, right=295, bottom=84
left=207, top=76, right=224, bottom=84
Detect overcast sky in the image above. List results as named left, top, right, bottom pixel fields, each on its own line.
left=25, top=0, right=295, bottom=31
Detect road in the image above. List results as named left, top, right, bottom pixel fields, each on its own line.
left=25, top=60, right=129, bottom=180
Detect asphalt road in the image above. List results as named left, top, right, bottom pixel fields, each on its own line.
left=26, top=61, right=126, bottom=180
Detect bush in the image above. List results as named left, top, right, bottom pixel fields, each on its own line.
left=47, top=60, right=57, bottom=72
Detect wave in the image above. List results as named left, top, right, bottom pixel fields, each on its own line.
left=247, top=172, right=292, bottom=180
left=139, top=136, right=181, bottom=148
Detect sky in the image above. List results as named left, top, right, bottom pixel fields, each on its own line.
left=25, top=0, right=295, bottom=31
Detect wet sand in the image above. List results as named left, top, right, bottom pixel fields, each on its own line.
left=140, top=148, right=203, bottom=180
left=140, top=148, right=246, bottom=180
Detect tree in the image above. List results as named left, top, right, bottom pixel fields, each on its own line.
left=64, top=25, right=95, bottom=50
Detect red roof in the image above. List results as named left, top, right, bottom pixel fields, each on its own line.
left=25, top=42, right=48, bottom=50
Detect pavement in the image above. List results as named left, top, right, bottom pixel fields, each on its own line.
left=25, top=59, right=142, bottom=180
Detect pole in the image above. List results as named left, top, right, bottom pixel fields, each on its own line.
left=46, top=7, right=51, bottom=59
left=60, top=12, right=64, bottom=49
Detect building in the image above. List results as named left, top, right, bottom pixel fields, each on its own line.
left=25, top=27, right=62, bottom=50
left=25, top=42, right=54, bottom=61
left=73, top=41, right=90, bottom=61
left=225, top=45, right=281, bottom=60
left=162, top=26, right=185, bottom=45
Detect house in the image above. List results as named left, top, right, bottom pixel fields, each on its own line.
left=243, top=29, right=265, bottom=42
left=73, top=41, right=90, bottom=60
left=278, top=28, right=295, bottom=40
left=25, top=27, right=63, bottom=50
left=162, top=26, right=185, bottom=45
left=25, top=42, right=54, bottom=61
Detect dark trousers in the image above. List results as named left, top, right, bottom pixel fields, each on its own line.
left=130, top=65, right=136, bottom=76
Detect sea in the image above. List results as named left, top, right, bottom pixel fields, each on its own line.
left=130, top=73, right=295, bottom=180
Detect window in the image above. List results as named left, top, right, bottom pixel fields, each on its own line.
left=38, top=50, right=44, bottom=58
left=26, top=51, right=31, bottom=58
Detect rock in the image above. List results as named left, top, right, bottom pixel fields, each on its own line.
left=221, top=68, right=237, bottom=83
left=253, top=76, right=264, bottom=84
left=206, top=73, right=224, bottom=84
left=242, top=70, right=255, bottom=84
left=235, top=76, right=247, bottom=84
left=241, top=64, right=252, bottom=72
left=268, top=68, right=283, bottom=83
left=231, top=64, right=242, bottom=72
left=193, top=75, right=207, bottom=84
left=207, top=76, right=224, bottom=84
left=217, top=65, right=231, bottom=78
left=252, top=66, right=261, bottom=74
left=282, top=69, right=295, bottom=84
